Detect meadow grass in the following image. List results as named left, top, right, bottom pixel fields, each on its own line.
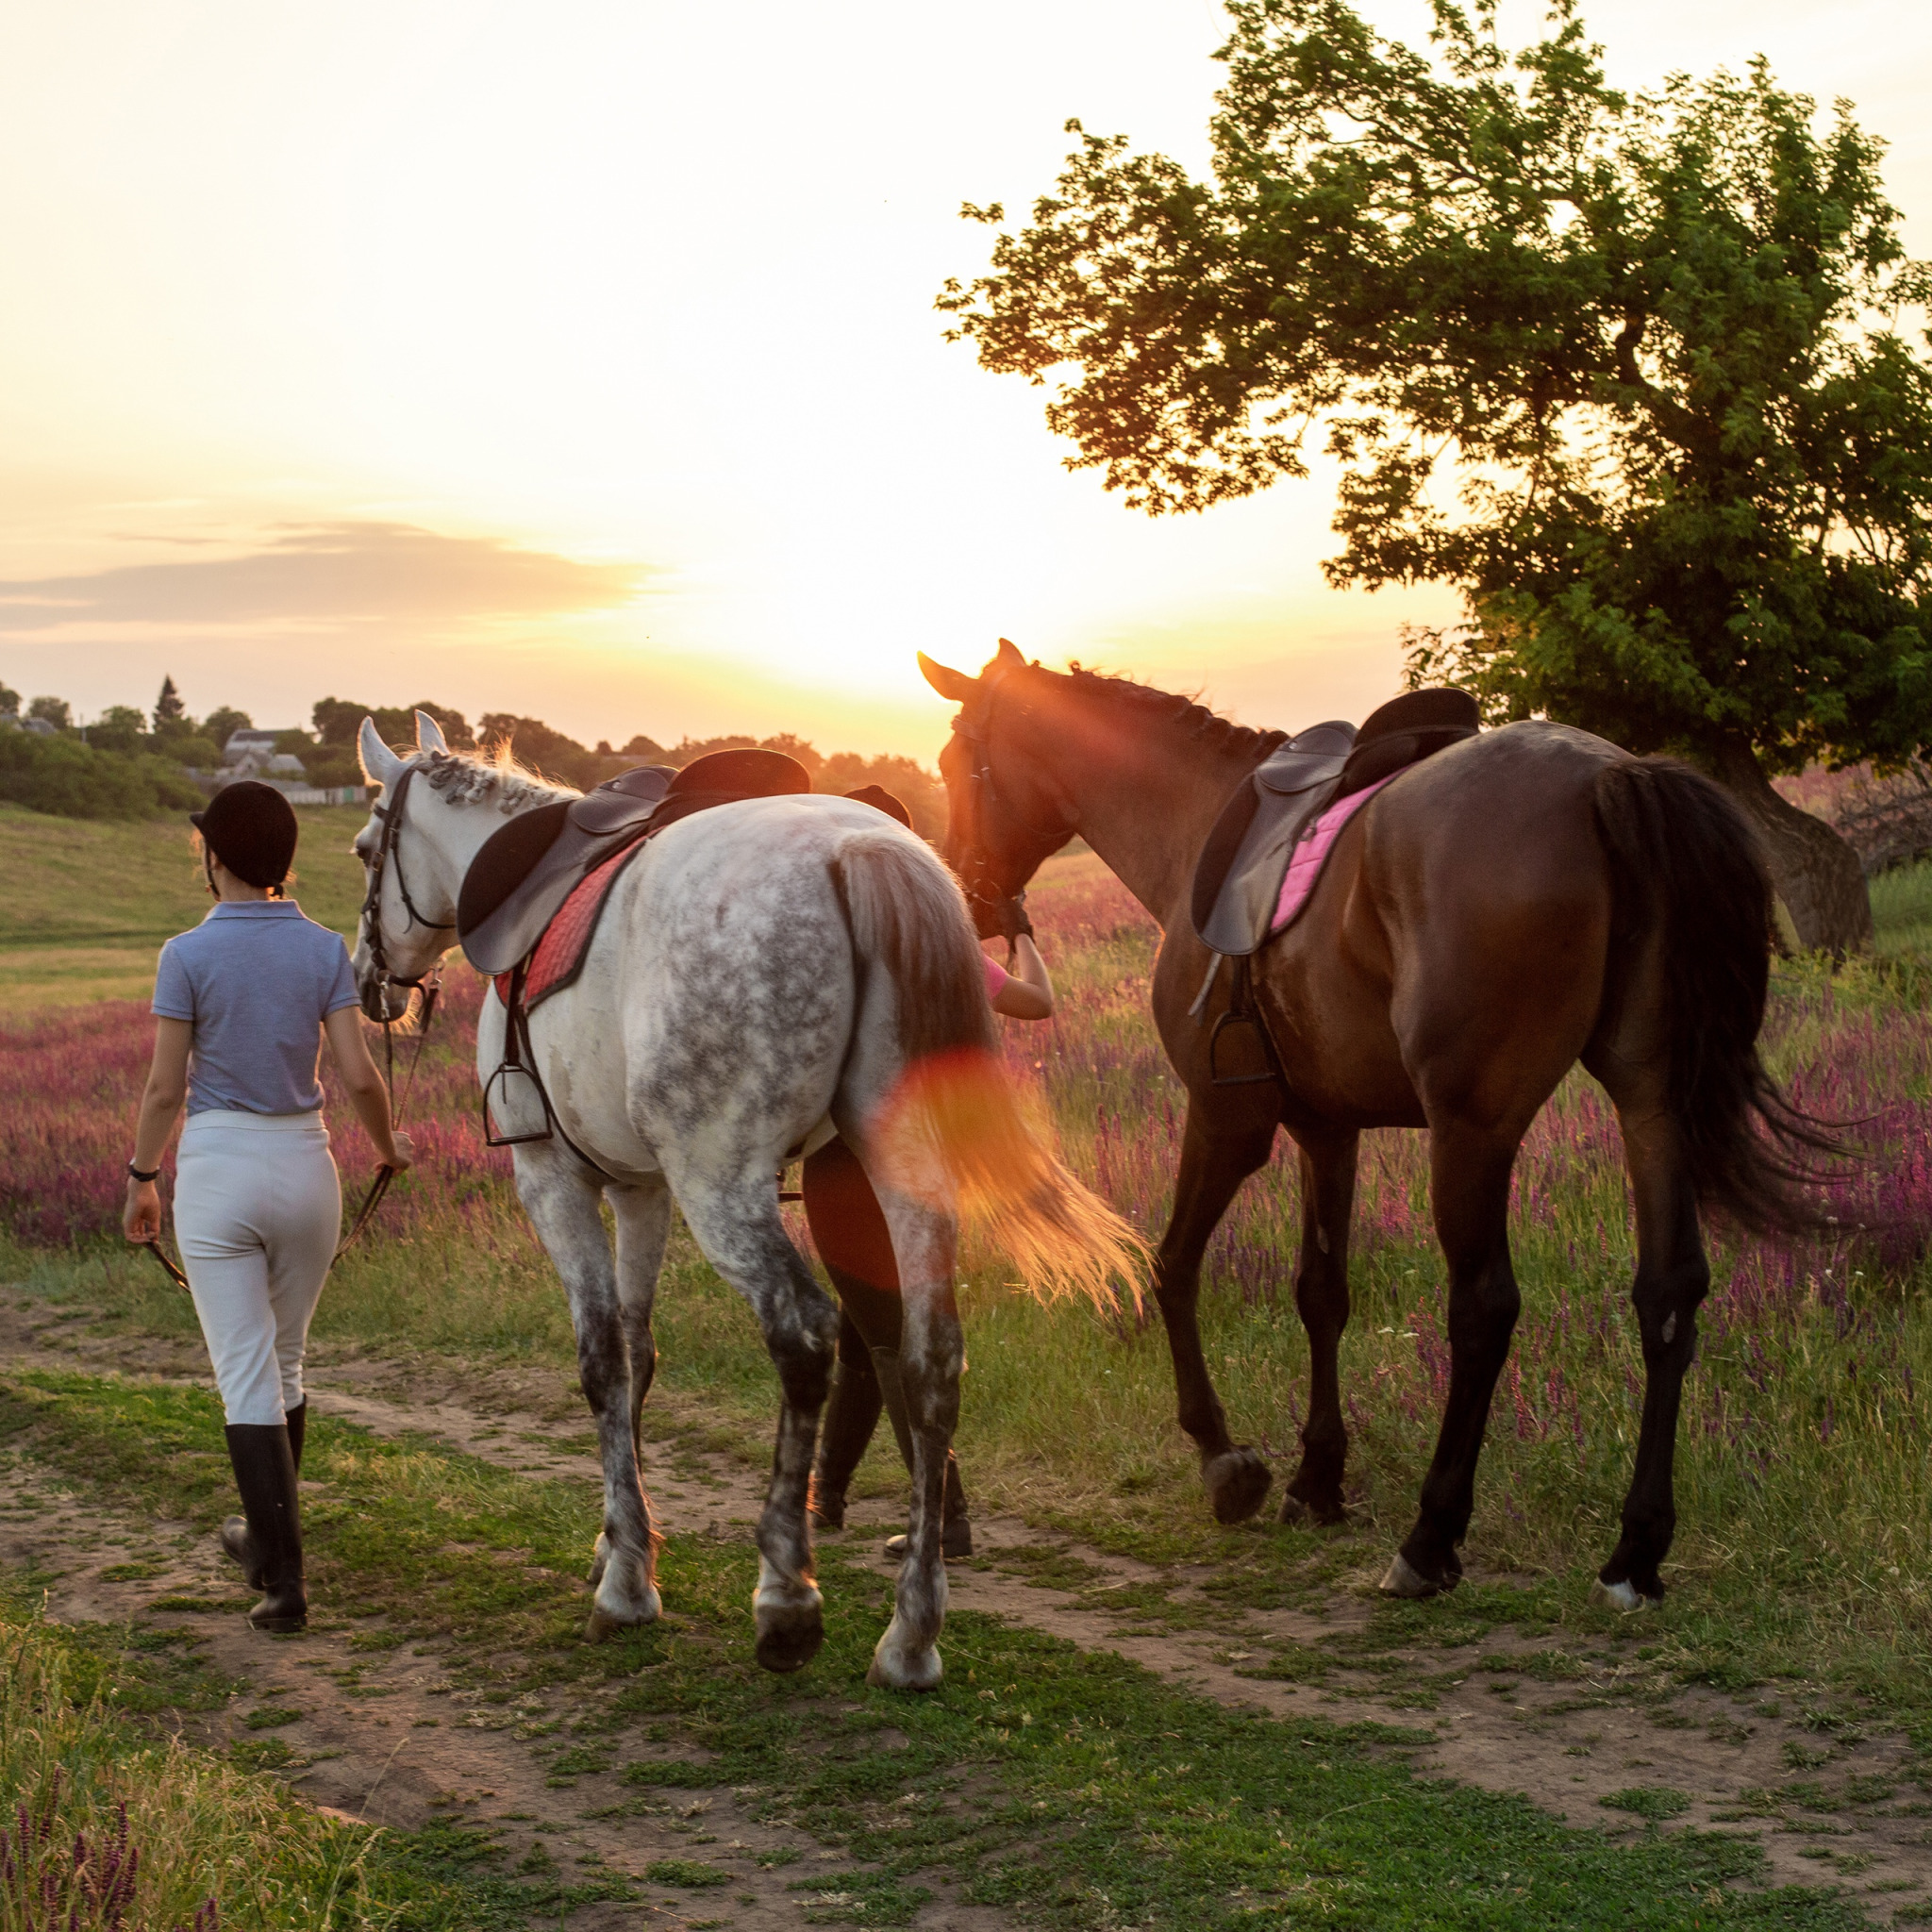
left=0, top=1366, right=1874, bottom=1931
left=0, top=1572, right=494, bottom=1930
left=1873, top=864, right=1932, bottom=960
left=5, top=840, right=1932, bottom=1737
left=0, top=800, right=370, bottom=1004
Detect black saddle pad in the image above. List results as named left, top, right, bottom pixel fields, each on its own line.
left=457, top=750, right=811, bottom=978
left=1191, top=689, right=1478, bottom=958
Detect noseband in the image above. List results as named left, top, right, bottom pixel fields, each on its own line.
left=952, top=666, right=1076, bottom=936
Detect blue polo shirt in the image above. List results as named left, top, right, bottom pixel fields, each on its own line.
left=153, top=901, right=360, bottom=1116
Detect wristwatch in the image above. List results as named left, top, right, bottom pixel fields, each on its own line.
left=126, top=1160, right=161, bottom=1183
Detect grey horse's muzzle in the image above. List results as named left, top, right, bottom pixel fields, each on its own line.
left=360, top=977, right=413, bottom=1024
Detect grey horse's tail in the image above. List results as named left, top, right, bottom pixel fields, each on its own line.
left=828, top=834, right=1147, bottom=1309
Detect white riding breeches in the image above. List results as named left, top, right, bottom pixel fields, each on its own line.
left=174, top=1109, right=341, bottom=1426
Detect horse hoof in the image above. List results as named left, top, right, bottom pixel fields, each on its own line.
left=1204, top=1448, right=1272, bottom=1524
left=749, top=1591, right=826, bottom=1684
left=867, top=1641, right=943, bottom=1692
left=753, top=1615, right=823, bottom=1676
left=1379, top=1551, right=1453, bottom=1599
left=1590, top=1576, right=1657, bottom=1614
left=1278, top=1490, right=1347, bottom=1529
left=584, top=1591, right=660, bottom=1643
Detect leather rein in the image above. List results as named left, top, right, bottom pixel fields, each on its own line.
left=140, top=762, right=441, bottom=1293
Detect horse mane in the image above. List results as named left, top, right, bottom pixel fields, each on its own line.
left=418, top=747, right=576, bottom=812
left=1056, top=663, right=1289, bottom=765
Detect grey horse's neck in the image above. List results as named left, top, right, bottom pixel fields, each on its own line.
left=408, top=753, right=577, bottom=909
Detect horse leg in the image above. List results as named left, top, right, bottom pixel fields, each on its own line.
left=1591, top=1078, right=1710, bottom=1607
left=512, top=1152, right=660, bottom=1638
left=674, top=1179, right=840, bottom=1674
left=1279, top=1128, right=1359, bottom=1526
left=1382, top=1124, right=1522, bottom=1597
left=861, top=1186, right=960, bottom=1692
left=582, top=1175, right=673, bottom=1605
left=1154, top=1100, right=1279, bottom=1524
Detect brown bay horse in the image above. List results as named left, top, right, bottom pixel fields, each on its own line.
left=921, top=641, right=1824, bottom=1606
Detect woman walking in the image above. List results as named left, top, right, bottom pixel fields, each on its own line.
left=123, top=781, right=414, bottom=1632
left=806, top=786, right=1055, bottom=1559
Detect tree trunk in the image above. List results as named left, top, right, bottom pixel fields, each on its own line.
left=1709, top=740, right=1874, bottom=957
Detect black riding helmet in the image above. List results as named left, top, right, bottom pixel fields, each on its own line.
left=191, top=780, right=299, bottom=891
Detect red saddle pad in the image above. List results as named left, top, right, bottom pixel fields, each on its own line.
left=493, top=839, right=643, bottom=1012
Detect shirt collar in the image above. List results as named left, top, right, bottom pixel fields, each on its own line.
left=206, top=899, right=304, bottom=920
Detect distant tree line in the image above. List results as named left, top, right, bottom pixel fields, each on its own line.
left=1, top=675, right=947, bottom=840
left=0, top=675, right=204, bottom=819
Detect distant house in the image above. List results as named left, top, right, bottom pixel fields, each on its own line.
left=222, top=732, right=311, bottom=785
left=21, top=717, right=58, bottom=737
left=223, top=728, right=281, bottom=766
left=206, top=732, right=360, bottom=806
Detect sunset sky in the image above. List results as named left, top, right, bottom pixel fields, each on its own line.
left=1, top=0, right=1926, bottom=762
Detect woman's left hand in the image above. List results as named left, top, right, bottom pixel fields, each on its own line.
left=124, top=1178, right=161, bottom=1243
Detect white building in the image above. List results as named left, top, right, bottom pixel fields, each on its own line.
left=222, top=728, right=282, bottom=764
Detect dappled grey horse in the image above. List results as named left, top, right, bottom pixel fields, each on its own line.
left=351, top=712, right=1141, bottom=1688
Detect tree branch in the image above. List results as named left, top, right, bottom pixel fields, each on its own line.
left=1612, top=313, right=1712, bottom=456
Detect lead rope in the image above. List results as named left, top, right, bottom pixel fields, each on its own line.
left=140, top=964, right=441, bottom=1294
left=335, top=962, right=441, bottom=1257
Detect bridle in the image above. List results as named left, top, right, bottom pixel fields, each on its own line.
left=359, top=761, right=446, bottom=1008
left=137, top=758, right=446, bottom=1293
left=950, top=662, right=1077, bottom=943
left=356, top=753, right=448, bottom=1131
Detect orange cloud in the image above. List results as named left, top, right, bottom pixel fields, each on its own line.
left=0, top=521, right=649, bottom=631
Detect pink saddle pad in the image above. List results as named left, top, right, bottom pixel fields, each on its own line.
left=1271, top=774, right=1394, bottom=936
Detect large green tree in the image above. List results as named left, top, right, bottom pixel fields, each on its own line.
left=939, top=0, right=1932, bottom=951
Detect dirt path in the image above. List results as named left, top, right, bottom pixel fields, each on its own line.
left=4, top=1297, right=1928, bottom=1918
left=0, top=1453, right=937, bottom=1932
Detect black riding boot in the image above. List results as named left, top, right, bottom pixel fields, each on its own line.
left=873, top=1348, right=973, bottom=1561
left=221, top=1422, right=308, bottom=1631
left=220, top=1401, right=304, bottom=1590
left=808, top=1352, right=883, bottom=1531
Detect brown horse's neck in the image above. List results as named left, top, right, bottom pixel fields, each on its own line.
left=1023, top=677, right=1274, bottom=931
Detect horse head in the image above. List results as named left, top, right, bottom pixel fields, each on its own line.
left=350, top=710, right=458, bottom=1021
left=920, top=640, right=1077, bottom=941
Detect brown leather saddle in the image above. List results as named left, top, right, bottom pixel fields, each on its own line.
left=458, top=746, right=812, bottom=977
left=1191, top=689, right=1479, bottom=958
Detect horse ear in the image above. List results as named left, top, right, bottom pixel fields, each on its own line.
left=918, top=653, right=979, bottom=703
left=414, top=708, right=449, bottom=756
left=993, top=637, right=1027, bottom=672
left=358, top=717, right=404, bottom=787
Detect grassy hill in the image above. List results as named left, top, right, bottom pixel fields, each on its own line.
left=0, top=803, right=371, bottom=1007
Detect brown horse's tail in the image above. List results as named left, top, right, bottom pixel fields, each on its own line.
left=828, top=834, right=1148, bottom=1309
left=1591, top=758, right=1841, bottom=1232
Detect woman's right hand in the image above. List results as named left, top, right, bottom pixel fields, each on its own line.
left=123, top=1179, right=161, bottom=1243
left=386, top=1130, right=417, bottom=1174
